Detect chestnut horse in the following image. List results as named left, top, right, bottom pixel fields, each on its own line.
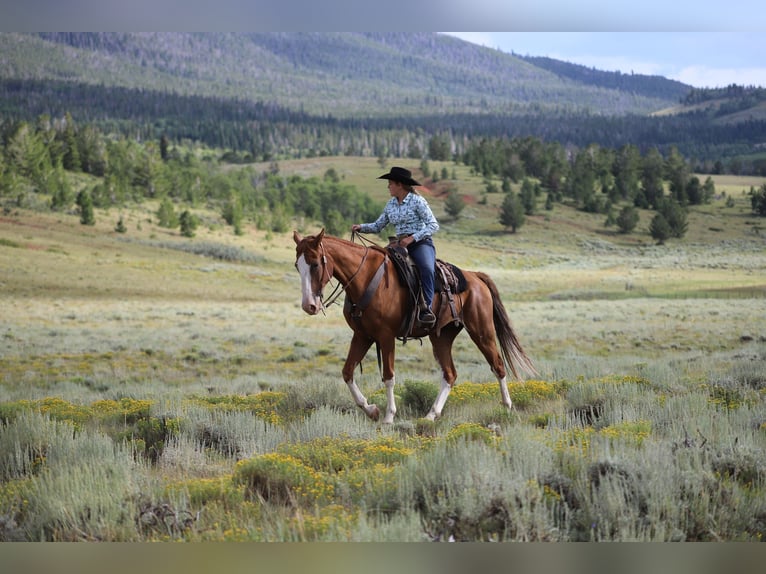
left=293, top=229, right=537, bottom=423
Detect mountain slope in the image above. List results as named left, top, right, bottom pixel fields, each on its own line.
left=517, top=54, right=690, bottom=102
left=0, top=32, right=688, bottom=117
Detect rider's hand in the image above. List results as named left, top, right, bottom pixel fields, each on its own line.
left=351, top=224, right=361, bottom=233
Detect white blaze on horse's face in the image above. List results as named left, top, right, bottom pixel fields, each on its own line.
left=296, top=254, right=323, bottom=315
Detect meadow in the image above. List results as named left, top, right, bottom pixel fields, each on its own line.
left=1, top=157, right=765, bottom=541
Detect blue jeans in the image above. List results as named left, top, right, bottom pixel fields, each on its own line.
left=407, top=237, right=436, bottom=310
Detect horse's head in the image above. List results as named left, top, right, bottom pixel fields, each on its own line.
left=293, top=228, right=334, bottom=315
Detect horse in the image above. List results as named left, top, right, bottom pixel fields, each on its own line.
left=293, top=229, right=537, bottom=424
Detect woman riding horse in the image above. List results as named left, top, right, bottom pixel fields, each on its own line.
left=352, top=166, right=439, bottom=328
left=294, top=229, right=537, bottom=424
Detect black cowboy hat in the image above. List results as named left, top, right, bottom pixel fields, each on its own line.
left=378, top=166, right=421, bottom=187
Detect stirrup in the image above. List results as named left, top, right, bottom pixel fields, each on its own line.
left=418, top=310, right=436, bottom=326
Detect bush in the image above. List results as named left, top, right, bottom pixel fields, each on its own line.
left=615, top=205, right=639, bottom=233
left=179, top=210, right=198, bottom=237
left=750, top=184, right=766, bottom=216
left=657, top=198, right=688, bottom=238
left=650, top=213, right=672, bottom=244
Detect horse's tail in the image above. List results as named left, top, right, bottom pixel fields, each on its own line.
left=477, top=272, right=538, bottom=379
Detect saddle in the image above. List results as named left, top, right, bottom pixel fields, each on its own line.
left=387, top=244, right=466, bottom=340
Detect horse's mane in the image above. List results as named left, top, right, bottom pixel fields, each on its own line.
left=321, top=234, right=388, bottom=256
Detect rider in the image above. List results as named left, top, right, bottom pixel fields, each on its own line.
left=352, top=166, right=439, bottom=327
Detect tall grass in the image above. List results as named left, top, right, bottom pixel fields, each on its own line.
left=1, top=185, right=765, bottom=541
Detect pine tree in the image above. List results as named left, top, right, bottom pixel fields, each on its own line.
left=49, top=162, right=73, bottom=211
left=444, top=188, right=465, bottom=220
left=156, top=198, right=179, bottom=228
left=499, top=192, right=525, bottom=233
left=520, top=178, right=536, bottom=215
left=76, top=189, right=95, bottom=225
left=179, top=210, right=197, bottom=237
left=62, top=112, right=81, bottom=172
left=160, top=134, right=170, bottom=162
left=545, top=192, right=554, bottom=211
left=657, top=198, right=688, bottom=238
left=650, top=213, right=672, bottom=244
left=616, top=205, right=639, bottom=234
left=750, top=184, right=766, bottom=216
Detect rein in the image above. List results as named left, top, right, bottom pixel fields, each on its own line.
left=319, top=233, right=374, bottom=308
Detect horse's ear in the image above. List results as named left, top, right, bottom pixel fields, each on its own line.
left=293, top=230, right=302, bottom=245
left=317, top=228, right=325, bottom=241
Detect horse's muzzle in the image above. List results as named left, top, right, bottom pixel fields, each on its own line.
left=302, top=294, right=324, bottom=315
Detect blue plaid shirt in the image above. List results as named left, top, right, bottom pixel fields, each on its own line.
left=359, top=192, right=439, bottom=242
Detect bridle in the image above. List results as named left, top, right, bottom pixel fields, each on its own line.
left=306, top=234, right=373, bottom=310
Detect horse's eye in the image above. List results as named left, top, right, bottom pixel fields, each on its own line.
left=310, top=263, right=319, bottom=270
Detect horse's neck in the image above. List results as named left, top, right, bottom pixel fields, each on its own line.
left=326, top=237, right=386, bottom=288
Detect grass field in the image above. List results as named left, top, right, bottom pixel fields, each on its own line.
left=1, top=158, right=765, bottom=541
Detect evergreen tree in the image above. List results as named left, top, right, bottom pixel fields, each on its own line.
left=657, top=198, right=688, bottom=238
left=428, top=134, right=451, bottom=161
left=613, top=144, right=641, bottom=202
left=115, top=215, right=127, bottom=233
left=665, top=146, right=689, bottom=205
left=650, top=213, right=672, bottom=244
left=222, top=194, right=244, bottom=235
left=419, top=158, right=430, bottom=179
left=615, top=205, right=639, bottom=233
left=685, top=176, right=703, bottom=205
left=499, top=192, right=525, bottom=233
left=62, top=112, right=81, bottom=172
left=5, top=121, right=52, bottom=192
left=49, top=162, right=73, bottom=211
left=520, top=178, right=536, bottom=215
left=160, top=134, right=170, bottom=162
left=76, top=189, right=95, bottom=225
left=179, top=209, right=198, bottom=237
left=750, top=184, right=766, bottom=216
left=444, top=187, right=465, bottom=220
left=639, top=147, right=665, bottom=209
left=566, top=148, right=597, bottom=207
left=702, top=176, right=716, bottom=204
left=157, top=198, right=179, bottom=228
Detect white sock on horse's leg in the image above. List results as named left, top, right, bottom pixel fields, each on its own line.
left=347, top=379, right=379, bottom=420
left=499, top=375, right=513, bottom=409
left=383, top=377, right=397, bottom=424
left=426, top=376, right=451, bottom=421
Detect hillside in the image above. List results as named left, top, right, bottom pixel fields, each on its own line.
left=652, top=85, right=766, bottom=125
left=1, top=32, right=686, bottom=117
left=1, top=33, right=766, bottom=166
left=517, top=55, right=690, bottom=102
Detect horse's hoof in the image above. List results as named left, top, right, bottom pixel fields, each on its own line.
left=367, top=405, right=380, bottom=421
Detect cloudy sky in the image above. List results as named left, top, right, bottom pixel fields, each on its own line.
left=443, top=32, right=766, bottom=89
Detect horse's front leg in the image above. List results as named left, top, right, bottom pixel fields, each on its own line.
left=378, top=338, right=397, bottom=424
left=342, top=332, right=379, bottom=421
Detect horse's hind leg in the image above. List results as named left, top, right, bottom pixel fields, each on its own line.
left=465, top=319, right=513, bottom=411
left=342, top=332, right=380, bottom=421
left=425, top=326, right=460, bottom=420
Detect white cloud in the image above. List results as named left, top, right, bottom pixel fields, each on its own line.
left=675, top=66, right=766, bottom=88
